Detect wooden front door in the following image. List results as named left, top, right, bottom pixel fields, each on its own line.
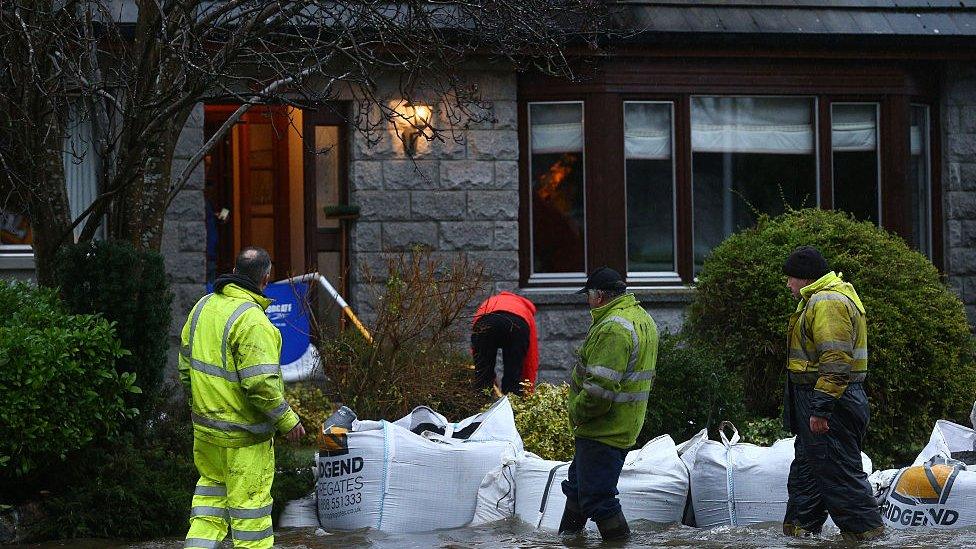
left=303, top=105, right=350, bottom=329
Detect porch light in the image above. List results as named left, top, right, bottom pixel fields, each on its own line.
left=394, top=101, right=432, bottom=156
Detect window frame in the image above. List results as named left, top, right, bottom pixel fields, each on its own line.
left=517, top=60, right=942, bottom=288
left=622, top=100, right=680, bottom=283
left=525, top=99, right=589, bottom=284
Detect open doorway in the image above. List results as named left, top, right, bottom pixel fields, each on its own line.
left=203, top=103, right=351, bottom=328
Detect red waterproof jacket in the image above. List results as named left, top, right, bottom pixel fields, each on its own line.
left=472, top=292, right=539, bottom=391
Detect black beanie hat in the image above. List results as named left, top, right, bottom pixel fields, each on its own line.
left=783, top=246, right=829, bottom=280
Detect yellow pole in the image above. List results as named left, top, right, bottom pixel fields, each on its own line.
left=277, top=272, right=373, bottom=344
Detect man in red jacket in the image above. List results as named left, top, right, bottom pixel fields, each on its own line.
left=471, top=292, right=539, bottom=395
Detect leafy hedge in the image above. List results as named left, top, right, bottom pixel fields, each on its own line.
left=687, top=208, right=976, bottom=467
left=638, top=332, right=746, bottom=446
left=53, top=240, right=172, bottom=419
left=508, top=383, right=575, bottom=461
left=0, top=282, right=136, bottom=480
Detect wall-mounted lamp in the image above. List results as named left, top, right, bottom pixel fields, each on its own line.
left=394, top=101, right=432, bottom=157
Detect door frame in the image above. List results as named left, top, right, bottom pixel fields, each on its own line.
left=302, top=103, right=351, bottom=297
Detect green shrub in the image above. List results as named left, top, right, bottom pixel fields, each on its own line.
left=638, top=332, right=747, bottom=445
left=53, top=240, right=173, bottom=419
left=508, top=383, right=575, bottom=461
left=28, top=432, right=197, bottom=540
left=271, top=445, right=316, bottom=522
left=286, top=382, right=333, bottom=445
left=687, top=208, right=976, bottom=467
left=0, top=281, right=136, bottom=481
left=318, top=250, right=491, bottom=420
left=24, top=390, right=314, bottom=541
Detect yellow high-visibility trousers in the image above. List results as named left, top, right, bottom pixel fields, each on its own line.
left=184, top=437, right=275, bottom=549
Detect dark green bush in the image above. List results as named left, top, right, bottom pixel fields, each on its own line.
left=638, top=332, right=747, bottom=446
left=53, top=240, right=173, bottom=419
left=0, top=281, right=136, bottom=481
left=687, top=208, right=976, bottom=467
left=271, top=445, right=316, bottom=522
left=24, top=389, right=314, bottom=541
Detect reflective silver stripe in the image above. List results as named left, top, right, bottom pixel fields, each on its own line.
left=789, top=371, right=866, bottom=384
left=192, top=412, right=274, bottom=435
left=228, top=504, right=273, bottom=519
left=623, top=369, right=655, bottom=382
left=807, top=292, right=854, bottom=307
left=816, top=340, right=854, bottom=355
left=180, top=345, right=191, bottom=358
left=606, top=316, right=640, bottom=374
left=231, top=526, right=274, bottom=541
left=222, top=302, right=260, bottom=371
left=788, top=349, right=810, bottom=361
left=582, top=381, right=650, bottom=403
left=187, top=294, right=214, bottom=359
left=190, top=505, right=228, bottom=518
left=853, top=348, right=868, bottom=360
left=184, top=538, right=220, bottom=549
left=586, top=365, right=622, bottom=382
left=194, top=485, right=226, bottom=497
left=613, top=389, right=651, bottom=402
left=265, top=401, right=291, bottom=422
left=582, top=381, right=616, bottom=401
left=190, top=358, right=239, bottom=382
left=819, top=361, right=852, bottom=374
left=238, top=363, right=280, bottom=379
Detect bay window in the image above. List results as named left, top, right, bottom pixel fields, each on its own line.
left=519, top=62, right=940, bottom=286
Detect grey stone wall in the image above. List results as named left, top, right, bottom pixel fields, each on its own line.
left=160, top=103, right=207, bottom=380
left=347, top=72, right=520, bottom=322
left=347, top=73, right=691, bottom=378
left=944, top=62, right=976, bottom=325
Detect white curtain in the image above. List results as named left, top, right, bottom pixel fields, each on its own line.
left=530, top=103, right=583, bottom=154
left=63, top=99, right=102, bottom=240
left=691, top=97, right=814, bottom=154
left=832, top=104, right=878, bottom=152
left=624, top=102, right=671, bottom=160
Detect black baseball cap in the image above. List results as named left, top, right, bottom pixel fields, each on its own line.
left=576, top=266, right=626, bottom=294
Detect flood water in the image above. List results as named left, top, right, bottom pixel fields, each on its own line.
left=15, top=521, right=976, bottom=548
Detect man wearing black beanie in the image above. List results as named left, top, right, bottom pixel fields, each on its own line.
left=781, top=246, right=883, bottom=541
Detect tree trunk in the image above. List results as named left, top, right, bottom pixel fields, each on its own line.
left=112, top=109, right=191, bottom=251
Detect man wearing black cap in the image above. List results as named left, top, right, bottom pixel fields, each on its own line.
left=559, top=267, right=658, bottom=541
left=781, top=246, right=883, bottom=541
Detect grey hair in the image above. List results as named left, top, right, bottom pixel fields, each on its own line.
left=235, top=246, right=272, bottom=285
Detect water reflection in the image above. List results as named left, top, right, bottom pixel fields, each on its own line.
left=17, top=520, right=976, bottom=549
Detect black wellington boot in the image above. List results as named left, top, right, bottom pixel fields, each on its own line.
left=596, top=511, right=630, bottom=542
left=558, top=501, right=587, bottom=535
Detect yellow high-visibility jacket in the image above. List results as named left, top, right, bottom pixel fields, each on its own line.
left=179, top=283, right=300, bottom=448
left=568, top=293, right=659, bottom=449
left=787, top=271, right=868, bottom=414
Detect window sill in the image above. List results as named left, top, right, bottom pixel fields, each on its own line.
left=0, top=253, right=36, bottom=270
left=519, top=285, right=695, bottom=306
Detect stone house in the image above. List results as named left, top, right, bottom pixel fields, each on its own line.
left=3, top=1, right=976, bottom=382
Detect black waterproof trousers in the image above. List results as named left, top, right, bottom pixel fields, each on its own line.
left=471, top=311, right=529, bottom=395
left=784, top=382, right=883, bottom=536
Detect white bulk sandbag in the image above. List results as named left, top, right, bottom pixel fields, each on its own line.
left=913, top=420, right=976, bottom=467
left=881, top=462, right=976, bottom=529
left=316, top=397, right=522, bottom=532
left=681, top=423, right=873, bottom=528
left=499, top=434, right=688, bottom=530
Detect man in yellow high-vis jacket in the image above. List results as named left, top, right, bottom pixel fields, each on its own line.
left=781, top=246, right=882, bottom=541
left=179, top=246, right=305, bottom=549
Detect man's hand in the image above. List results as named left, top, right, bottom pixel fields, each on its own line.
left=285, top=422, right=306, bottom=443
left=810, top=416, right=829, bottom=435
